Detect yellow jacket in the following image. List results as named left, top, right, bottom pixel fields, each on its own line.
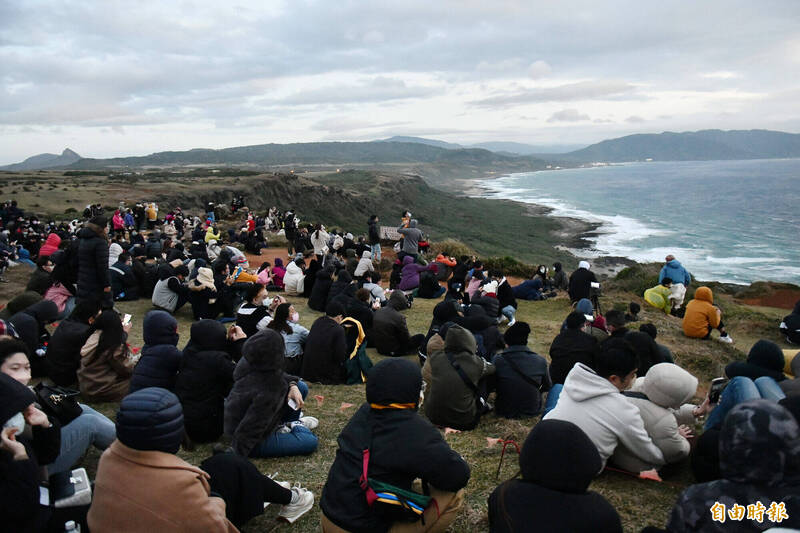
left=682, top=287, right=720, bottom=338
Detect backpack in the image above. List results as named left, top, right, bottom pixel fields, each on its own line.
left=341, top=317, right=373, bottom=384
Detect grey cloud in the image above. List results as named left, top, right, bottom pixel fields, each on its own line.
left=268, top=77, right=438, bottom=106
left=472, top=81, right=637, bottom=108
left=548, top=109, right=591, bottom=123
left=625, top=115, right=645, bottom=123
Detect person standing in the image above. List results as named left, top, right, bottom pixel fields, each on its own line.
left=568, top=261, right=597, bottom=304
left=659, top=255, right=692, bottom=312
left=367, top=215, right=381, bottom=262
left=397, top=219, right=423, bottom=261
left=76, top=215, right=112, bottom=309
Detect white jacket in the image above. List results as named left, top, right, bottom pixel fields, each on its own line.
left=612, top=363, right=697, bottom=472
left=544, top=363, right=665, bottom=469
left=283, top=261, right=305, bottom=296
left=310, top=230, right=329, bottom=255
left=354, top=251, right=374, bottom=278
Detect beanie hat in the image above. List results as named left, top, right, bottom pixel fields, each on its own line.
left=747, top=340, right=785, bottom=372
left=366, top=358, right=420, bottom=407
left=578, top=260, right=590, bottom=270
left=566, top=311, right=588, bottom=330
left=116, top=387, right=184, bottom=454
left=504, top=321, right=531, bottom=346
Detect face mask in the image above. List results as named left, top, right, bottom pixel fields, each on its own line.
left=3, top=412, right=25, bottom=434
left=290, top=312, right=300, bottom=323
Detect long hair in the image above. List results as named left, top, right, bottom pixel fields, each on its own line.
left=313, top=223, right=322, bottom=240
left=267, top=303, right=294, bottom=335
left=89, top=310, right=126, bottom=362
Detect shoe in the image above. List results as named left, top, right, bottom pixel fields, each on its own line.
left=278, top=485, right=314, bottom=523
left=294, top=416, right=319, bottom=430
left=717, top=335, right=734, bottom=344
left=264, top=480, right=292, bottom=508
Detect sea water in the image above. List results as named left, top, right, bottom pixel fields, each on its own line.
left=479, top=159, right=800, bottom=285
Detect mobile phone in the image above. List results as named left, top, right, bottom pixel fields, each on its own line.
left=709, top=377, right=728, bottom=404
left=122, top=314, right=132, bottom=326
left=235, top=266, right=243, bottom=277
left=287, top=398, right=299, bottom=410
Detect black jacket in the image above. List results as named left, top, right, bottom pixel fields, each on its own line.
left=548, top=329, right=599, bottom=385
left=144, top=236, right=163, bottom=259
left=488, top=419, right=622, bottom=533
left=76, top=224, right=109, bottom=302
left=301, top=316, right=348, bottom=384
left=46, top=317, right=92, bottom=386
left=346, top=299, right=374, bottom=334
left=129, top=310, right=182, bottom=393
left=371, top=291, right=411, bottom=356
left=235, top=302, right=269, bottom=337
left=109, top=260, right=139, bottom=300
left=494, top=346, right=551, bottom=418
left=496, top=279, right=517, bottom=310
left=25, top=267, right=53, bottom=295
left=321, top=359, right=470, bottom=533
left=568, top=267, right=597, bottom=303
left=175, top=320, right=237, bottom=443
left=368, top=220, right=380, bottom=245
left=308, top=270, right=333, bottom=311
left=471, top=294, right=500, bottom=318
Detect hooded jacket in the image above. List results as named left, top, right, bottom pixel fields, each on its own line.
left=283, top=260, right=305, bottom=295
left=327, top=270, right=355, bottom=308
left=371, top=290, right=412, bottom=355
left=425, top=325, right=495, bottom=430
left=320, top=359, right=470, bottom=533
left=568, top=266, right=597, bottom=303
left=781, top=300, right=800, bottom=344
left=354, top=251, right=374, bottom=278
left=659, top=259, right=691, bottom=286
left=145, top=232, right=163, bottom=259
left=682, top=287, right=720, bottom=338
left=367, top=218, right=380, bottom=245
left=110, top=259, right=139, bottom=300
left=612, top=363, right=698, bottom=472
left=396, top=255, right=431, bottom=291
left=488, top=420, right=622, bottom=533
left=129, top=311, right=182, bottom=393
left=549, top=327, right=599, bottom=385
left=551, top=262, right=568, bottom=290
left=667, top=400, right=800, bottom=532
left=300, top=315, right=348, bottom=384
left=76, top=224, right=110, bottom=301
left=38, top=232, right=61, bottom=258
left=543, top=363, right=665, bottom=469
left=46, top=314, right=94, bottom=386
left=308, top=269, right=333, bottom=311
left=494, top=344, right=551, bottom=418
left=725, top=339, right=786, bottom=382
left=175, top=320, right=237, bottom=443
left=224, top=330, right=296, bottom=456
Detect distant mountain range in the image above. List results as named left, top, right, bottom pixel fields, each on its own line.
left=380, top=136, right=584, bottom=154
left=0, top=148, right=81, bottom=171
left=2, top=130, right=798, bottom=173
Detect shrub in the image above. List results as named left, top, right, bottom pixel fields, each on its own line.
left=482, top=256, right=537, bottom=278
left=427, top=238, right=475, bottom=259
left=607, top=264, right=660, bottom=296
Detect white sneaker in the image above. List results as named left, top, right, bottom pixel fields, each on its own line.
left=264, top=481, right=292, bottom=508
left=717, top=335, right=734, bottom=344
left=294, top=416, right=319, bottom=430
left=278, top=486, right=314, bottom=523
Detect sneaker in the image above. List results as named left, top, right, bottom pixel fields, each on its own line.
left=264, top=480, right=292, bottom=508
left=717, top=335, right=734, bottom=344
left=294, top=416, right=319, bottom=430
left=278, top=486, right=314, bottom=523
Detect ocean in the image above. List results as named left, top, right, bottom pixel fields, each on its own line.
left=479, top=159, right=800, bottom=285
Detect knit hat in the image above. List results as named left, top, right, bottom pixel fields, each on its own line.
left=504, top=321, right=531, bottom=346
left=578, top=260, right=590, bottom=270
left=366, top=358, right=420, bottom=407
left=116, top=387, right=184, bottom=454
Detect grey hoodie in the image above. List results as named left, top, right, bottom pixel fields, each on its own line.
left=397, top=219, right=422, bottom=255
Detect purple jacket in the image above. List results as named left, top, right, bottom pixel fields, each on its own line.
left=398, top=255, right=435, bottom=291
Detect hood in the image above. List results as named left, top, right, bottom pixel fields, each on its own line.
left=361, top=251, right=372, bottom=259
left=719, top=400, right=800, bottom=486
left=286, top=261, right=302, bottom=274
left=241, top=329, right=285, bottom=371
left=366, top=358, right=421, bottom=407
left=8, top=313, right=38, bottom=354
left=116, top=387, right=184, bottom=454
left=553, top=262, right=562, bottom=272
left=316, top=269, right=332, bottom=281
left=444, top=324, right=477, bottom=354
left=274, top=257, right=283, bottom=268
left=409, top=219, right=418, bottom=228
left=402, top=255, right=414, bottom=265
left=433, top=300, right=460, bottom=322
left=694, top=286, right=713, bottom=303
left=388, top=290, right=408, bottom=311
left=519, top=419, right=602, bottom=494
left=563, top=363, right=620, bottom=403
left=187, top=319, right=227, bottom=352
left=143, top=310, right=179, bottom=346
left=0, top=373, right=36, bottom=423
left=43, top=233, right=61, bottom=248
left=641, top=363, right=698, bottom=408
left=463, top=304, right=493, bottom=332
left=747, top=339, right=786, bottom=373
left=24, top=300, right=59, bottom=325
left=665, top=259, right=682, bottom=268
left=3, top=291, right=42, bottom=317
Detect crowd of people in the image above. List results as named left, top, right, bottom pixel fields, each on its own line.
left=0, top=196, right=798, bottom=532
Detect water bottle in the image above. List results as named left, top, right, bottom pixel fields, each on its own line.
left=64, top=520, right=80, bottom=532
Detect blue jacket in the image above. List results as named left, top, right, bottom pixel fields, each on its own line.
left=659, top=260, right=691, bottom=286
left=129, top=311, right=182, bottom=393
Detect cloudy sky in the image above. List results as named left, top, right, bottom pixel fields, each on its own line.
left=1, top=0, right=799, bottom=163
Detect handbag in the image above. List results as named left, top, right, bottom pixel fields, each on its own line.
left=50, top=467, right=92, bottom=508
left=34, top=382, right=83, bottom=425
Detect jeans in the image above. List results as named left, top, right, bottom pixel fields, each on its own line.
left=501, top=305, right=516, bottom=323
left=371, top=243, right=382, bottom=262
left=250, top=380, right=317, bottom=457
left=543, top=383, right=563, bottom=416
left=704, top=376, right=785, bottom=430
left=49, top=404, right=116, bottom=474
left=56, top=296, right=76, bottom=321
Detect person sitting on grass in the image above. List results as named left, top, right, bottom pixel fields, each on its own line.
left=77, top=309, right=138, bottom=402
left=682, top=286, right=733, bottom=344
left=152, top=264, right=190, bottom=314
left=780, top=299, right=800, bottom=345
left=371, top=290, right=426, bottom=357
left=398, top=254, right=437, bottom=292
left=224, top=330, right=318, bottom=458
left=643, top=277, right=674, bottom=315
left=488, top=420, right=623, bottom=533
left=493, top=322, right=551, bottom=418
left=544, top=338, right=665, bottom=470
left=267, top=303, right=309, bottom=376
left=301, top=302, right=348, bottom=384
left=89, top=387, right=315, bottom=530
left=235, top=282, right=271, bottom=337
left=129, top=310, right=182, bottom=393
left=320, top=358, right=470, bottom=533
left=548, top=311, right=600, bottom=387
left=45, top=300, right=101, bottom=387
